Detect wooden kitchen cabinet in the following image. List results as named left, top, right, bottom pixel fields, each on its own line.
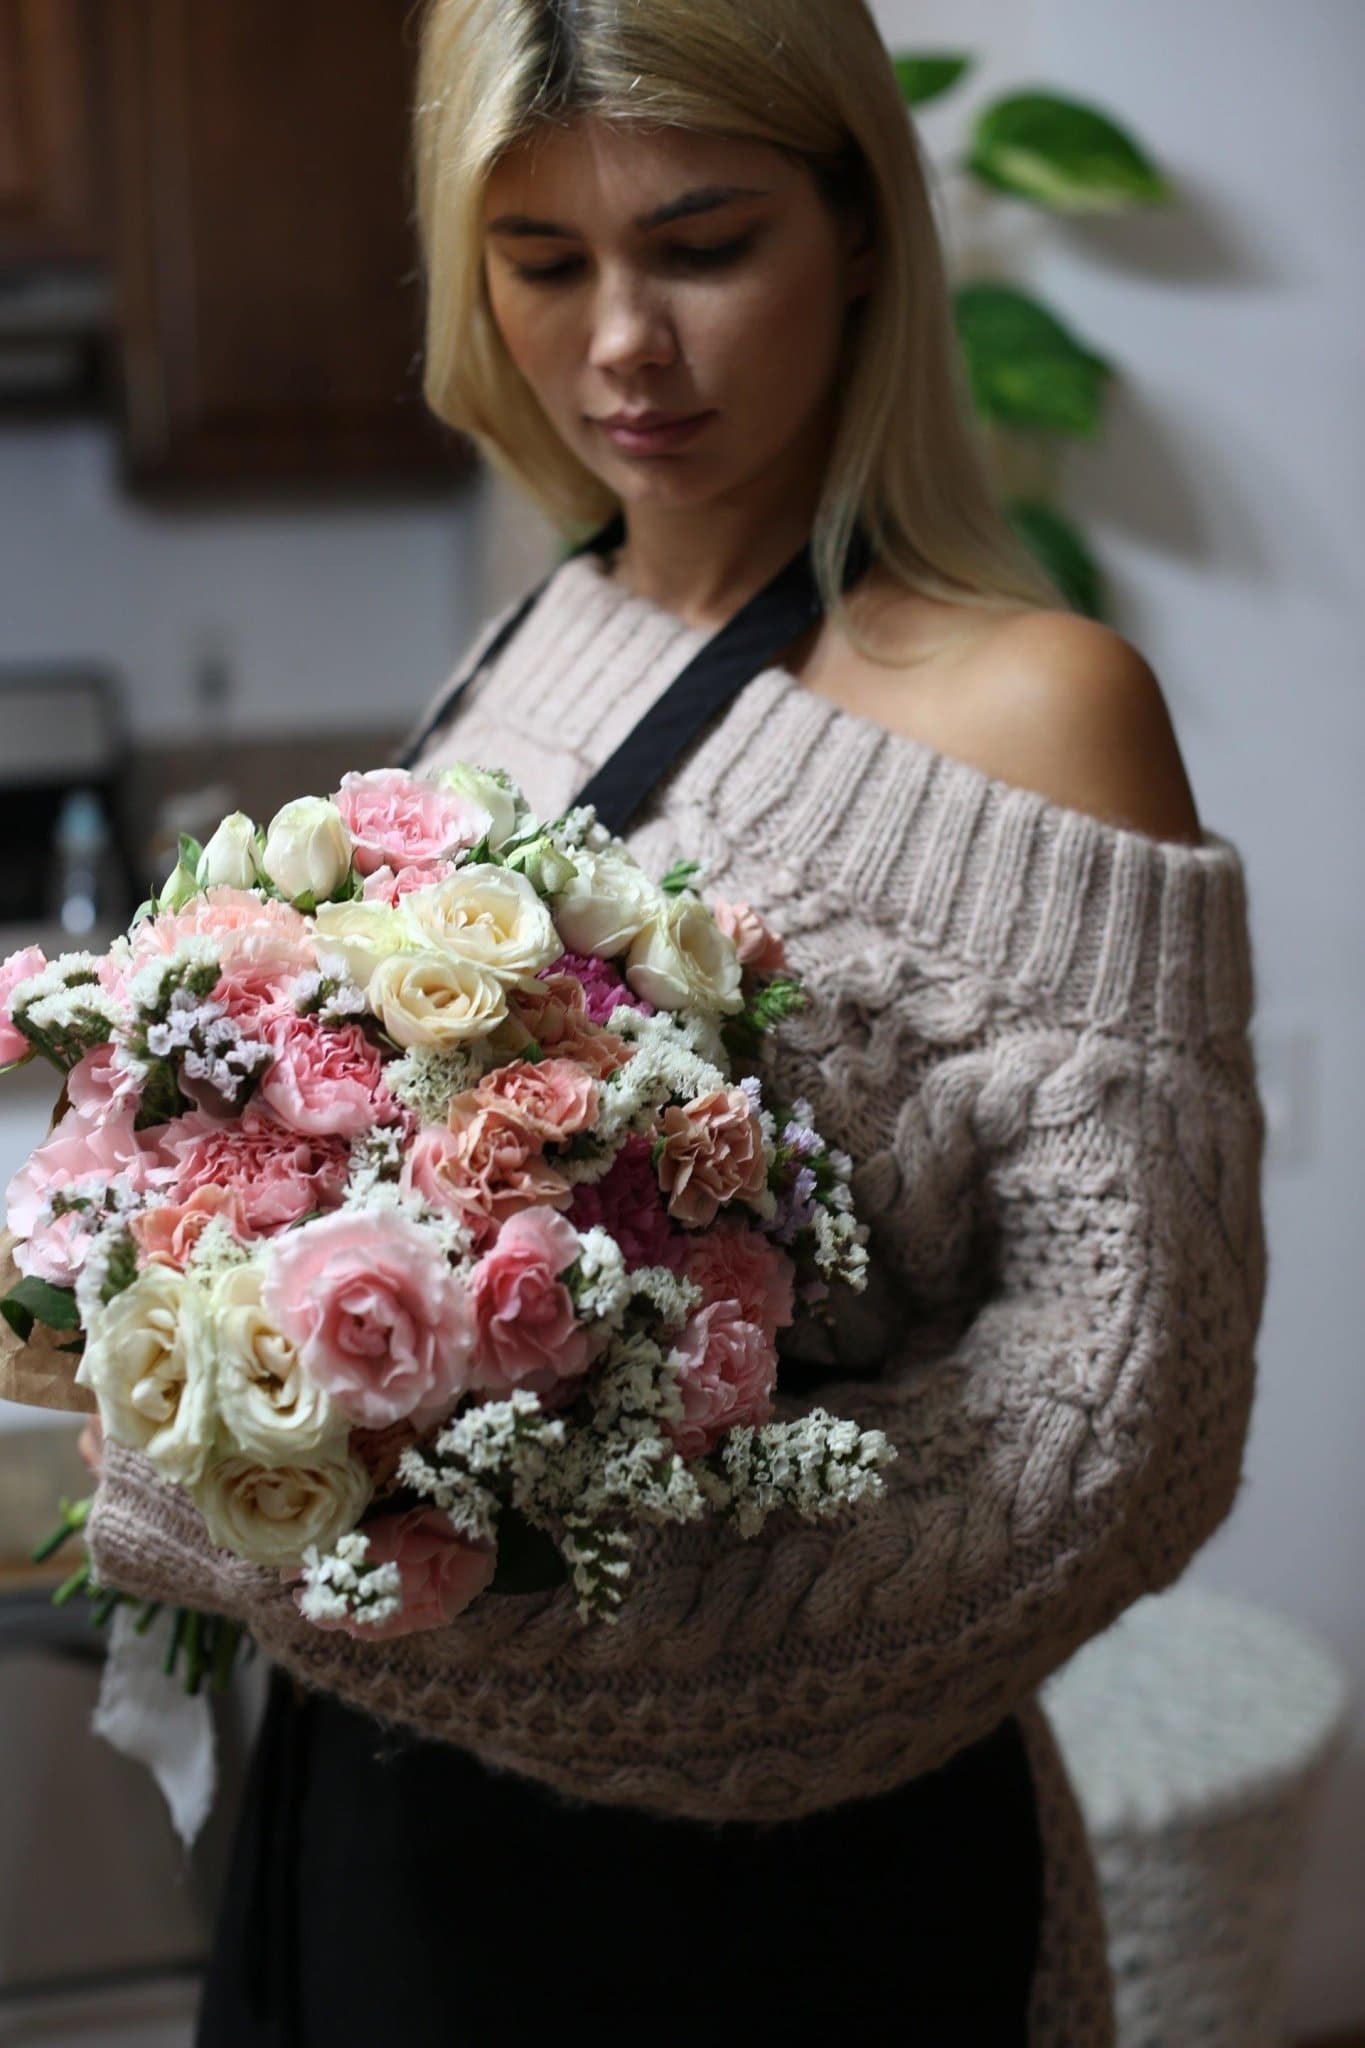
left=0, top=0, right=108, bottom=268
left=101, top=0, right=473, bottom=494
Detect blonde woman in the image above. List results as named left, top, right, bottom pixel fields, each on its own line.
left=84, top=4, right=1266, bottom=2043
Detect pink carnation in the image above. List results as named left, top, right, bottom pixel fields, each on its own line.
left=256, top=1014, right=394, bottom=1138
left=709, top=898, right=787, bottom=974
left=682, top=1221, right=795, bottom=1339
left=157, top=1107, right=349, bottom=1235
left=466, top=1207, right=594, bottom=1398
left=262, top=1208, right=476, bottom=1430
left=665, top=1300, right=779, bottom=1460
left=5, top=1097, right=160, bottom=1285
left=568, top=1133, right=685, bottom=1271
left=402, top=1102, right=572, bottom=1254
left=362, top=861, right=456, bottom=905
left=474, top=1057, right=597, bottom=1144
left=332, top=769, right=488, bottom=877
left=540, top=950, right=655, bottom=1025
left=289, top=1507, right=494, bottom=1639
left=0, top=946, right=46, bottom=1065
left=130, top=887, right=315, bottom=986
left=655, top=1087, right=770, bottom=1228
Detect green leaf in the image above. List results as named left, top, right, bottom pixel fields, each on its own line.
left=968, top=92, right=1170, bottom=212
left=1006, top=499, right=1107, bottom=619
left=954, top=282, right=1114, bottom=437
left=177, top=832, right=204, bottom=872
left=487, top=1505, right=569, bottom=1597
left=660, top=857, right=702, bottom=896
left=891, top=52, right=973, bottom=108
left=2, top=1274, right=80, bottom=1335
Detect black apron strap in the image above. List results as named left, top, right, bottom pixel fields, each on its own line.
left=396, top=508, right=875, bottom=836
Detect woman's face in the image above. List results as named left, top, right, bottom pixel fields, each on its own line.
left=482, top=118, right=874, bottom=510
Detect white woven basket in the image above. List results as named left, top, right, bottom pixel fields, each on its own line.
left=1042, top=1586, right=1350, bottom=2048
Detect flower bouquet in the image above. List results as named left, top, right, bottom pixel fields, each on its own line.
left=1, top=762, right=894, bottom=1684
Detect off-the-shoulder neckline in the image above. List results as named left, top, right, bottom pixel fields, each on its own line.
left=562, top=545, right=1238, bottom=871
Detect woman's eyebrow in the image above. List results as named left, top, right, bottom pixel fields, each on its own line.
left=486, top=184, right=771, bottom=239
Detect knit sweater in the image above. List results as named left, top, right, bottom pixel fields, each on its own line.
left=85, top=545, right=1268, bottom=2047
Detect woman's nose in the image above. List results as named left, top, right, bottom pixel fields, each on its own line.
left=586, top=272, right=677, bottom=376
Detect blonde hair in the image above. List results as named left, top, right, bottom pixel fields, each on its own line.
left=410, top=0, right=1065, bottom=665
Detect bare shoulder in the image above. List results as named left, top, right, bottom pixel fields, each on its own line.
left=937, top=607, right=1206, bottom=847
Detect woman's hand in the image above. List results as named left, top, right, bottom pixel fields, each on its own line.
left=78, top=1412, right=104, bottom=1478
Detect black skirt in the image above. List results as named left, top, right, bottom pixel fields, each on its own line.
left=195, top=1661, right=1045, bottom=2048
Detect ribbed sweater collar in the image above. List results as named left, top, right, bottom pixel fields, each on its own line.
left=465, top=547, right=1258, bottom=1043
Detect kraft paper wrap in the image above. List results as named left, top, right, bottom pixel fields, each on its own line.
left=0, top=1224, right=95, bottom=1416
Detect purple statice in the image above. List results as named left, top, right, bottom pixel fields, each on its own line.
left=540, top=950, right=655, bottom=1026
left=764, top=1160, right=820, bottom=1247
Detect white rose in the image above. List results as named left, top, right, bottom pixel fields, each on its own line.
left=261, top=797, right=353, bottom=904
left=212, top=1262, right=345, bottom=1463
left=188, top=1448, right=372, bottom=1568
left=75, top=1266, right=216, bottom=1487
left=432, top=761, right=525, bottom=853
left=312, top=899, right=413, bottom=985
left=197, top=812, right=259, bottom=890
left=401, top=865, right=561, bottom=982
left=624, top=892, right=745, bottom=1014
left=552, top=845, right=667, bottom=959
left=368, top=949, right=508, bottom=1048
left=501, top=834, right=579, bottom=898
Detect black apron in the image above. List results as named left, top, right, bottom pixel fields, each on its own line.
left=194, top=512, right=1046, bottom=2048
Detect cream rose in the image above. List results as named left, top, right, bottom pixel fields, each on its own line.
left=625, top=892, right=745, bottom=1014
left=75, top=1265, right=216, bottom=1487
left=552, top=845, right=666, bottom=959
left=432, top=762, right=524, bottom=853
left=312, top=898, right=413, bottom=985
left=188, top=1448, right=372, bottom=1568
left=401, top=865, right=561, bottom=982
left=197, top=812, right=259, bottom=890
left=212, top=1261, right=345, bottom=1463
left=367, top=949, right=508, bottom=1048
left=261, top=796, right=354, bottom=904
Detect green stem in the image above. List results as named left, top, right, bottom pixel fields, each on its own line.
left=89, top=1587, right=123, bottom=1628
left=210, top=1618, right=242, bottom=1692
left=52, top=1560, right=91, bottom=1606
left=162, top=1606, right=187, bottom=1677
left=132, top=1600, right=162, bottom=1635
left=182, top=1609, right=204, bottom=1695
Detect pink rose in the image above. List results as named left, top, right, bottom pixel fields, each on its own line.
left=361, top=861, right=456, bottom=905
left=158, top=1107, right=349, bottom=1235
left=656, top=1087, right=770, bottom=1228
left=710, top=899, right=787, bottom=974
left=289, top=1507, right=495, bottom=1639
left=466, top=1207, right=594, bottom=1397
left=262, top=1208, right=476, bottom=1430
left=682, top=1222, right=795, bottom=1339
left=333, top=769, right=488, bottom=877
left=256, top=1014, right=394, bottom=1138
left=0, top=946, right=46, bottom=1065
left=402, top=1103, right=572, bottom=1253
left=130, top=1185, right=246, bottom=1270
left=474, top=1057, right=597, bottom=1144
left=664, top=1301, right=779, bottom=1460
left=5, top=1098, right=159, bottom=1285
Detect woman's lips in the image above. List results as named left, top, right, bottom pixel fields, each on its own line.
left=595, top=412, right=715, bottom=454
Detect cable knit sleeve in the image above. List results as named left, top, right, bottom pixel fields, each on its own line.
left=84, top=666, right=1269, bottom=1828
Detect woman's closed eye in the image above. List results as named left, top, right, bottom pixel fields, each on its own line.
left=511, top=235, right=758, bottom=284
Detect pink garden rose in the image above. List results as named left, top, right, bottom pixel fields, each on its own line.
left=682, top=1221, right=795, bottom=1340
left=568, top=1132, right=685, bottom=1272
left=709, top=898, right=787, bottom=974
left=158, top=1107, right=349, bottom=1235
left=262, top=1208, right=476, bottom=1430
left=333, top=769, right=488, bottom=878
left=256, top=1013, right=394, bottom=1138
left=466, top=1207, right=594, bottom=1397
left=664, top=1300, right=779, bottom=1460
left=402, top=1102, right=572, bottom=1253
left=655, top=1086, right=770, bottom=1228
left=130, top=1185, right=246, bottom=1270
left=289, top=1507, right=495, bottom=1640
left=474, top=1057, right=597, bottom=1145
left=0, top=946, right=46, bottom=1065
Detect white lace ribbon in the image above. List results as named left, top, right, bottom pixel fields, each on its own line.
left=91, top=1601, right=218, bottom=1850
